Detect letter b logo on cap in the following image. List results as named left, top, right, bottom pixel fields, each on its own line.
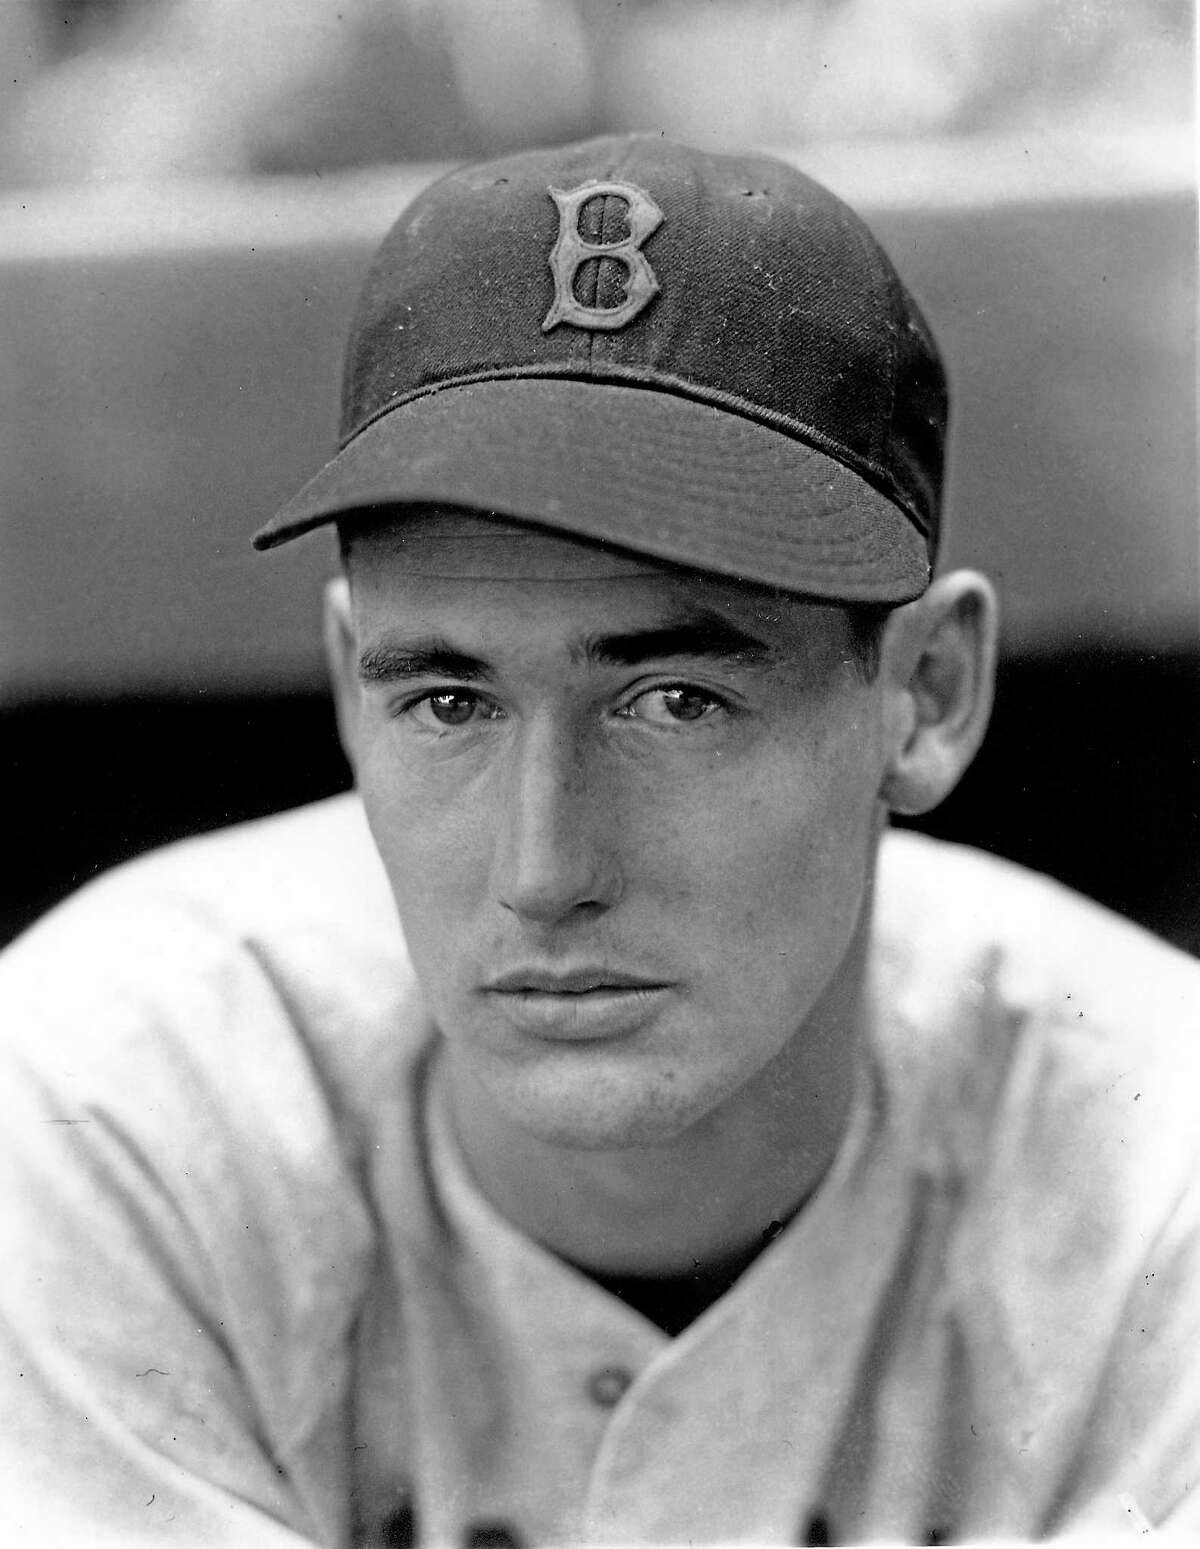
left=543, top=180, right=664, bottom=333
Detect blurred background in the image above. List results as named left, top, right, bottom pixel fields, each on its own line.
left=1, top=0, right=1196, bottom=948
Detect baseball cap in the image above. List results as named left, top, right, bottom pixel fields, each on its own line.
left=254, top=134, right=947, bottom=602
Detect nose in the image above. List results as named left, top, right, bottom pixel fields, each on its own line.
left=493, top=717, right=622, bottom=925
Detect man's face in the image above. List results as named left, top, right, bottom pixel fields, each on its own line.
left=336, top=512, right=892, bottom=1152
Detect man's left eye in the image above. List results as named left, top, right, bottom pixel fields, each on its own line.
left=620, top=686, right=726, bottom=725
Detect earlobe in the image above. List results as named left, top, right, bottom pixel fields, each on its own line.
left=879, top=570, right=998, bottom=816
left=323, top=577, right=361, bottom=775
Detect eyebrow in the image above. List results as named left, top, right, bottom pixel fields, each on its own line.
left=357, top=611, right=775, bottom=684
left=581, top=612, right=774, bottom=668
left=358, top=639, right=489, bottom=684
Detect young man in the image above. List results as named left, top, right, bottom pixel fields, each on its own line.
left=2, top=136, right=1198, bottom=1547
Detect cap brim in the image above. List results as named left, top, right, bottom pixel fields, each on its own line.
left=253, top=378, right=930, bottom=603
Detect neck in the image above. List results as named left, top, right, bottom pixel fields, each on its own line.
left=444, top=904, right=873, bottom=1279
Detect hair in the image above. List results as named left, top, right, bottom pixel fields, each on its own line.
left=336, top=513, right=891, bottom=681
left=336, top=518, right=361, bottom=569
left=842, top=604, right=891, bottom=683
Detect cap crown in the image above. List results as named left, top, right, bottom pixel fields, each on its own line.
left=341, top=135, right=946, bottom=552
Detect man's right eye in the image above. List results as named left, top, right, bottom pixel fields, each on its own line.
left=404, top=690, right=501, bottom=729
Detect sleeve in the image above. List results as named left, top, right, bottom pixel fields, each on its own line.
left=0, top=889, right=375, bottom=1547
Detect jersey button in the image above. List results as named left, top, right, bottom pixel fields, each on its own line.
left=587, top=1365, right=633, bottom=1407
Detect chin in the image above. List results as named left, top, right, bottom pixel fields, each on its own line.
left=487, top=1054, right=725, bottom=1153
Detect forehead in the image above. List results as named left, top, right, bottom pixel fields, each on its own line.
left=344, top=510, right=842, bottom=641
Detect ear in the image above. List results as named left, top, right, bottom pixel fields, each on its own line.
left=323, top=576, right=362, bottom=776
left=878, top=570, right=998, bottom=816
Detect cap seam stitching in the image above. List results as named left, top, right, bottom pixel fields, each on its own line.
left=585, top=151, right=625, bottom=371
left=839, top=206, right=900, bottom=468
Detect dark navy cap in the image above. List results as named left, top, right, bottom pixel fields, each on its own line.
left=254, top=134, right=947, bottom=602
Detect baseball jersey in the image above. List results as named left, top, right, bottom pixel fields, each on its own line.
left=1, top=796, right=1198, bottom=1545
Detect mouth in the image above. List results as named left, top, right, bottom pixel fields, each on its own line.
left=482, top=967, right=673, bottom=1040
left=487, top=966, right=665, bottom=995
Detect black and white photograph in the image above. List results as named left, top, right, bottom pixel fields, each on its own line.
left=1, top=3, right=1196, bottom=1544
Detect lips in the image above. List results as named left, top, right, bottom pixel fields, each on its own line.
left=482, top=966, right=673, bottom=1040
left=486, top=966, right=666, bottom=995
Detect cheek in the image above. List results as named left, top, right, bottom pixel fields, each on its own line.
left=672, top=722, right=882, bottom=916
left=355, top=740, right=492, bottom=938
